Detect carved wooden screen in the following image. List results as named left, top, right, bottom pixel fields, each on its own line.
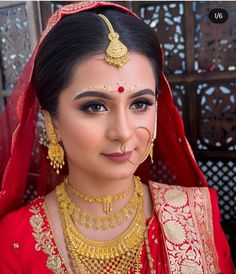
left=0, top=1, right=40, bottom=113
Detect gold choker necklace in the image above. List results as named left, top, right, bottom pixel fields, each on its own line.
left=65, top=176, right=133, bottom=214
left=65, top=180, right=139, bottom=230
left=56, top=176, right=146, bottom=274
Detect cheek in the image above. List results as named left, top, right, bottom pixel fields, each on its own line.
left=57, top=114, right=105, bottom=151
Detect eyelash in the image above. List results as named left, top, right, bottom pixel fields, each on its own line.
left=80, top=98, right=154, bottom=114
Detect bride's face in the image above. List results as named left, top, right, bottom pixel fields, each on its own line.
left=53, top=52, right=157, bottom=179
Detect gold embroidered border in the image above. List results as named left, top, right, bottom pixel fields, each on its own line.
left=29, top=199, right=67, bottom=274
left=150, top=182, right=220, bottom=274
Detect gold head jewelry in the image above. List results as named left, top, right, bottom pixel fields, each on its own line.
left=98, top=14, right=128, bottom=68
left=66, top=176, right=133, bottom=214
left=56, top=176, right=145, bottom=273
left=44, top=112, right=65, bottom=175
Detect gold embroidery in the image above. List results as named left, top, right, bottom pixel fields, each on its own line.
left=41, top=2, right=98, bottom=40
left=163, top=220, right=186, bottom=245
left=163, top=188, right=187, bottom=208
left=29, top=200, right=67, bottom=274
left=150, top=182, right=220, bottom=274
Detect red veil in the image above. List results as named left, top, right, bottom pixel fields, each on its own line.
left=0, top=2, right=208, bottom=217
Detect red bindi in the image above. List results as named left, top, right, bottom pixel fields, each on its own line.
left=117, top=86, right=124, bottom=93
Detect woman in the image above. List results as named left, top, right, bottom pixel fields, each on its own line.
left=0, top=2, right=234, bottom=273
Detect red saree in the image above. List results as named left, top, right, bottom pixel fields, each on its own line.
left=0, top=182, right=234, bottom=274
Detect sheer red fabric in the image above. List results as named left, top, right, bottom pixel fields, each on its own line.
left=0, top=1, right=208, bottom=217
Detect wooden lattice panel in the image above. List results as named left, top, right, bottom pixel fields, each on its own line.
left=195, top=81, right=236, bottom=151
left=193, top=1, right=236, bottom=73
left=151, top=160, right=176, bottom=184
left=139, top=2, right=186, bottom=75
left=0, top=3, right=31, bottom=90
left=198, top=159, right=236, bottom=222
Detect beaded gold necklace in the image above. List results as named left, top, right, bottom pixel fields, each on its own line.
left=65, top=176, right=133, bottom=214
left=65, top=180, right=139, bottom=230
left=56, top=176, right=146, bottom=274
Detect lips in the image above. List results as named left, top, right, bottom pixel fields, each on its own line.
left=102, top=150, right=133, bottom=162
left=103, top=151, right=133, bottom=157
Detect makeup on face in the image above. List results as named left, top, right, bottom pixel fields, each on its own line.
left=71, top=84, right=156, bottom=102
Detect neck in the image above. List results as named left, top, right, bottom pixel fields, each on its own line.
left=66, top=167, right=135, bottom=216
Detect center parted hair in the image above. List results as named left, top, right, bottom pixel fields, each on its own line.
left=34, top=8, right=163, bottom=116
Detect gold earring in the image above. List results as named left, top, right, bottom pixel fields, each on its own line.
left=44, top=112, right=65, bottom=175
left=148, top=140, right=154, bottom=164
left=149, top=100, right=158, bottom=164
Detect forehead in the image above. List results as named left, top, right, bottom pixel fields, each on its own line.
left=70, top=52, right=156, bottom=89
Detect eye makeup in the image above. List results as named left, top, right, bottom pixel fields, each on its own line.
left=78, top=97, right=155, bottom=114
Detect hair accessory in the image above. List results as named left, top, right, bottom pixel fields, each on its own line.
left=98, top=14, right=128, bottom=67
left=44, top=112, right=65, bottom=175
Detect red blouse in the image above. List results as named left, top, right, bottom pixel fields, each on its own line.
left=0, top=182, right=235, bottom=274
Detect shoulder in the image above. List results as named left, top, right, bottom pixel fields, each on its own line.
left=148, top=180, right=216, bottom=209
left=0, top=197, right=45, bottom=242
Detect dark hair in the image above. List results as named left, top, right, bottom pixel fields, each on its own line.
left=34, top=7, right=162, bottom=116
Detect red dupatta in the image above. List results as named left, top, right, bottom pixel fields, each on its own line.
left=0, top=1, right=208, bottom=217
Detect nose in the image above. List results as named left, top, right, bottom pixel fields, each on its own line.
left=106, top=108, right=133, bottom=144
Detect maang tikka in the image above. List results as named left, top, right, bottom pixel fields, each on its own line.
left=98, top=14, right=128, bottom=67
left=43, top=112, right=65, bottom=175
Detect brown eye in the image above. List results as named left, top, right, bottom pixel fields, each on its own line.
left=80, top=101, right=107, bottom=113
left=130, top=98, right=153, bottom=111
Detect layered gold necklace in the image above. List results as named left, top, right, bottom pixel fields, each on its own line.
left=64, top=176, right=138, bottom=230
left=66, top=176, right=133, bottom=214
left=56, top=176, right=146, bottom=274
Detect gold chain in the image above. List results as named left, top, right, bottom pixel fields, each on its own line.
left=56, top=176, right=146, bottom=274
left=65, top=176, right=133, bottom=214
left=65, top=181, right=139, bottom=230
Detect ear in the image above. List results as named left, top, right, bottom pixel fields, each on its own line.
left=43, top=110, right=61, bottom=141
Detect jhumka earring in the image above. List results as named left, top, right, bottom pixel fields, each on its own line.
left=44, top=112, right=65, bottom=175
left=148, top=100, right=158, bottom=164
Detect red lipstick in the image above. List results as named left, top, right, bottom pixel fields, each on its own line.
left=102, top=151, right=133, bottom=162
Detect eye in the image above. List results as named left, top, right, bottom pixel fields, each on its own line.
left=80, top=101, right=107, bottom=113
left=130, top=98, right=154, bottom=111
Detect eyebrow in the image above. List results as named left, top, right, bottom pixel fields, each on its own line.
left=72, top=88, right=156, bottom=101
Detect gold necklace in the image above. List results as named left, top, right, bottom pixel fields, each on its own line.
left=65, top=176, right=133, bottom=214
left=65, top=181, right=139, bottom=230
left=56, top=176, right=146, bottom=274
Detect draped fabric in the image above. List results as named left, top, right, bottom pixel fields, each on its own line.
left=0, top=1, right=208, bottom=217
left=0, top=183, right=234, bottom=273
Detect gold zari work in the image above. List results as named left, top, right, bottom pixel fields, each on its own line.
left=65, top=178, right=139, bottom=230
left=56, top=176, right=146, bottom=274
left=98, top=14, right=128, bottom=68
left=66, top=176, right=133, bottom=214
